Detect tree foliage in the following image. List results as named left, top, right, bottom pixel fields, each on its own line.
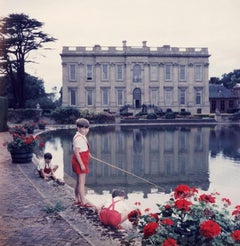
left=6, top=73, right=57, bottom=109
left=219, top=69, right=240, bottom=89
left=0, top=13, right=56, bottom=108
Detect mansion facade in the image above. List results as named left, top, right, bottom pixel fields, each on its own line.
left=61, top=41, right=210, bottom=114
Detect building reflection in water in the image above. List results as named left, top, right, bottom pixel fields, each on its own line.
left=86, top=126, right=210, bottom=196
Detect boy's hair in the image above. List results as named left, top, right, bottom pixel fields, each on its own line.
left=76, top=118, right=90, bottom=128
left=112, top=189, right=126, bottom=198
left=44, top=152, right=52, bottom=160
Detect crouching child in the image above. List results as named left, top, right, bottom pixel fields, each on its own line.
left=37, top=152, right=58, bottom=181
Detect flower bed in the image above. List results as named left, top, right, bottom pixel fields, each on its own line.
left=127, top=184, right=240, bottom=245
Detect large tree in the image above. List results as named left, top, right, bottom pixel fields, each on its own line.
left=0, top=13, right=56, bottom=108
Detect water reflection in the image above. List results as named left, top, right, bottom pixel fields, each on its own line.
left=210, top=125, right=240, bottom=161
left=39, top=125, right=240, bottom=196
left=88, top=125, right=210, bottom=196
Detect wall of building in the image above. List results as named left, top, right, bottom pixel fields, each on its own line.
left=61, top=41, right=210, bottom=115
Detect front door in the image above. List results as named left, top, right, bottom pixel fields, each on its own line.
left=133, top=88, right=141, bottom=108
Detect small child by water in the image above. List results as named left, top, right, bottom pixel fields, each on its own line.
left=35, top=152, right=64, bottom=185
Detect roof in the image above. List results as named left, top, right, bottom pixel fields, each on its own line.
left=209, top=84, right=238, bottom=99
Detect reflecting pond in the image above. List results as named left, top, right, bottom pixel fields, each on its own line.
left=39, top=124, right=240, bottom=210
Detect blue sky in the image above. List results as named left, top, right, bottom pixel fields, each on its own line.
left=2, top=0, right=240, bottom=92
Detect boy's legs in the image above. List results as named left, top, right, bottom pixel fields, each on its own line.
left=38, top=170, right=45, bottom=179
left=50, top=165, right=58, bottom=180
left=75, top=174, right=82, bottom=203
left=79, top=173, right=86, bottom=204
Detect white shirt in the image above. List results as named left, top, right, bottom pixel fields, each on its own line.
left=72, top=132, right=88, bottom=152
left=37, top=158, right=54, bottom=171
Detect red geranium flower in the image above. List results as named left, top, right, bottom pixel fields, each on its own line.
left=231, top=230, right=240, bottom=241
left=174, top=184, right=198, bottom=199
left=39, top=142, right=45, bottom=148
left=162, top=238, right=178, bottom=246
left=199, top=220, right=221, bottom=238
left=232, top=205, right=240, bottom=218
left=174, top=184, right=192, bottom=199
left=165, top=204, right=171, bottom=209
left=143, top=222, right=158, bottom=238
left=222, top=198, right=231, bottom=206
left=174, top=199, right=192, bottom=211
left=128, top=209, right=141, bottom=225
left=149, top=213, right=159, bottom=222
left=232, top=209, right=240, bottom=216
left=235, top=205, right=240, bottom=210
left=199, top=194, right=215, bottom=204
left=161, top=218, right=174, bottom=226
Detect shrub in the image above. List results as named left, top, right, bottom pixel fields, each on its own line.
left=94, top=112, right=115, bottom=124
left=165, top=112, right=176, bottom=119
left=51, top=107, right=81, bottom=124
left=121, top=112, right=133, bottom=117
left=8, top=109, right=42, bottom=123
left=127, top=184, right=240, bottom=245
left=135, top=112, right=147, bottom=117
left=179, top=111, right=191, bottom=117
left=147, top=113, right=157, bottom=119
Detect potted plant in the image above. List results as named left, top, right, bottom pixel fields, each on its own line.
left=24, top=122, right=36, bottom=134
left=9, top=125, right=27, bottom=136
left=38, top=120, right=47, bottom=130
left=3, top=126, right=44, bottom=163
left=127, top=184, right=240, bottom=245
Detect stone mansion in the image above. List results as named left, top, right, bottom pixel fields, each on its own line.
left=61, top=41, right=210, bottom=114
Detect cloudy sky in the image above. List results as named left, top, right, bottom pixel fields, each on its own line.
left=2, top=0, right=240, bottom=92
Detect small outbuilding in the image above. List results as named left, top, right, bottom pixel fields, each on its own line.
left=209, top=84, right=238, bottom=113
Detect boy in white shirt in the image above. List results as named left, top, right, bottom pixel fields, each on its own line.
left=37, top=152, right=58, bottom=181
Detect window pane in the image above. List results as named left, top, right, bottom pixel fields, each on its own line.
left=117, top=89, right=124, bottom=106
left=133, top=64, right=141, bottom=82
left=195, top=65, right=202, bottom=81
left=69, top=64, right=76, bottom=81
left=86, top=65, right=93, bottom=81
left=69, top=89, right=76, bottom=105
left=179, top=89, right=186, bottom=105
left=165, top=64, right=172, bottom=81
left=164, top=88, right=173, bottom=105
left=102, top=89, right=109, bottom=105
left=150, top=64, right=158, bottom=81
left=195, top=89, right=202, bottom=105
left=179, top=65, right=186, bottom=81
left=116, top=64, right=123, bottom=81
left=102, top=64, right=109, bottom=80
left=150, top=89, right=158, bottom=105
left=87, top=90, right=93, bottom=106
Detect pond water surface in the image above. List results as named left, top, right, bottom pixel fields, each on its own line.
left=39, top=124, right=240, bottom=212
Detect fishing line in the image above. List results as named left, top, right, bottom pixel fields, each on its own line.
left=91, top=155, right=165, bottom=192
